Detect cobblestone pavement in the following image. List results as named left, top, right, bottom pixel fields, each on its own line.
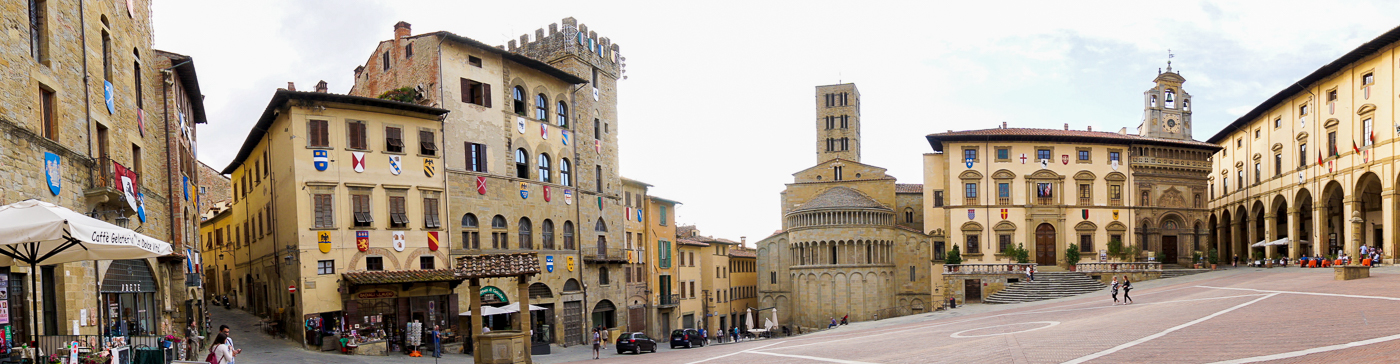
left=214, top=265, right=1400, bottom=363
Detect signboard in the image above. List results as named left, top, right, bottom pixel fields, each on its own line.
left=356, top=231, right=369, bottom=252
left=481, top=286, right=507, bottom=304
left=355, top=290, right=397, bottom=300
left=0, top=274, right=8, bottom=324
left=288, top=285, right=297, bottom=293
left=566, top=256, right=576, bottom=272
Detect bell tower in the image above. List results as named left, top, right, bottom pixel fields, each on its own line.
left=816, top=83, right=861, bottom=163
left=1138, top=53, right=1193, bottom=140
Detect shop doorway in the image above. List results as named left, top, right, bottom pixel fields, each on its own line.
left=1036, top=224, right=1056, bottom=266
left=1162, top=236, right=1178, bottom=264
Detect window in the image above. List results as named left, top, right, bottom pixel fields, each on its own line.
left=366, top=257, right=383, bottom=271
left=459, top=78, right=491, bottom=107
left=996, top=148, right=1009, bottom=161
left=658, top=240, right=671, bottom=268
left=1274, top=118, right=1282, bottom=129
left=1141, top=190, right=1150, bottom=206
left=1109, top=151, right=1120, bottom=162
left=964, top=183, right=978, bottom=203
left=963, top=148, right=977, bottom=162
left=467, top=142, right=487, bottom=172
left=462, top=213, right=480, bottom=249
left=965, top=234, right=980, bottom=254
left=596, top=165, right=603, bottom=193
left=1299, top=144, right=1307, bottom=167
left=1079, top=234, right=1093, bottom=253
left=101, top=29, right=111, bottom=81
left=559, top=159, right=571, bottom=186
left=515, top=149, right=530, bottom=179
left=1079, top=183, right=1091, bottom=205
left=385, top=127, right=404, bottom=153
left=1329, top=89, right=1338, bottom=103
left=1034, top=149, right=1051, bottom=162
left=1274, top=153, right=1282, bottom=176
left=419, top=130, right=436, bottom=155
left=40, top=87, right=56, bottom=140
left=562, top=221, right=575, bottom=250
left=388, top=191, right=408, bottom=228
left=556, top=101, right=569, bottom=127
left=1036, top=183, right=1054, bottom=205
left=834, top=166, right=843, bottom=181
left=351, top=188, right=372, bottom=227
left=840, top=115, right=849, bottom=129
left=492, top=215, right=508, bottom=249
left=770, top=272, right=777, bottom=284
left=594, top=118, right=601, bottom=139
left=423, top=192, right=440, bottom=229
left=518, top=217, right=533, bottom=249
left=1151, top=95, right=1157, bottom=107
left=133, top=53, right=142, bottom=110
left=131, top=144, right=142, bottom=178
left=1254, top=162, right=1261, bottom=184
left=317, top=260, right=334, bottom=275
left=660, top=205, right=668, bottom=226
left=405, top=43, right=413, bottom=58
left=905, top=208, right=914, bottom=223
left=599, top=268, right=610, bottom=285
left=933, top=191, right=944, bottom=207
left=512, top=86, right=527, bottom=115
left=542, top=220, right=555, bottom=249
left=468, top=56, right=482, bottom=67
left=997, top=183, right=1010, bottom=205
left=313, top=192, right=333, bottom=228
left=381, top=51, right=389, bottom=71
left=1328, top=131, right=1337, bottom=156
left=1078, top=150, right=1090, bottom=161
left=1363, top=72, right=1375, bottom=86
left=1363, top=118, right=1373, bottom=146
left=29, top=0, right=48, bottom=62
left=1237, top=138, right=1243, bottom=148
left=537, top=154, right=551, bottom=183
left=420, top=256, right=434, bottom=270
left=998, top=234, right=1011, bottom=253
left=348, top=121, right=367, bottom=150
left=535, top=94, right=548, bottom=121
left=309, top=120, right=329, bottom=147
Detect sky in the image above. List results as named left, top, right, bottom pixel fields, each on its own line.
left=154, top=0, right=1400, bottom=246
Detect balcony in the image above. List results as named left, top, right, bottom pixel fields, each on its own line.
left=83, top=156, right=138, bottom=216
left=582, top=247, right=629, bottom=263
left=658, top=294, right=680, bottom=308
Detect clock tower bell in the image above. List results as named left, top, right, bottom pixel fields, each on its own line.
left=1138, top=58, right=1193, bottom=140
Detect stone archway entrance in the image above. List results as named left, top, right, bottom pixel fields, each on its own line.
left=1036, top=223, right=1056, bottom=266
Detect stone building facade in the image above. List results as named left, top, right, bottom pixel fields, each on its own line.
left=758, top=84, right=935, bottom=331
left=1206, top=26, right=1400, bottom=264
left=1, top=0, right=207, bottom=343
left=347, top=18, right=629, bottom=346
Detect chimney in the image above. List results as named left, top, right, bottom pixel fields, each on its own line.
left=1119, top=127, right=1128, bottom=135
left=1087, top=125, right=1093, bottom=132
left=315, top=80, right=328, bottom=93
left=394, top=21, right=412, bottom=39
left=1002, top=121, right=1007, bottom=129
left=1064, top=123, right=1069, bottom=130
left=354, top=66, right=365, bottom=78
left=741, top=236, right=747, bottom=246
left=286, top=82, right=296, bottom=92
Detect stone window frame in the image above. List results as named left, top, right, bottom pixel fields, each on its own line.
left=994, top=146, right=1012, bottom=163
left=960, top=170, right=984, bottom=205
left=307, top=183, right=337, bottom=229
left=383, top=124, right=406, bottom=154
left=1325, top=87, right=1338, bottom=115
left=993, top=221, right=1017, bottom=255
left=1361, top=68, right=1376, bottom=86
left=1035, top=145, right=1055, bottom=163
left=1107, top=148, right=1122, bottom=165
left=1076, top=147, right=1092, bottom=164
left=961, top=221, right=984, bottom=256
left=962, top=146, right=980, bottom=163
left=1075, top=221, right=1098, bottom=253
left=1358, top=104, right=1377, bottom=148
left=346, top=119, right=370, bottom=151
left=1105, top=172, right=1126, bottom=207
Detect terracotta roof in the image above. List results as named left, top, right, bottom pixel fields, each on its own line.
left=456, top=253, right=541, bottom=279
left=678, top=238, right=710, bottom=247
left=792, top=187, right=889, bottom=212
left=342, top=269, right=462, bottom=285
left=925, top=127, right=1219, bottom=151
left=728, top=248, right=756, bottom=258
left=895, top=184, right=923, bottom=193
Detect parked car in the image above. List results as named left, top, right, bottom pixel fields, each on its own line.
left=670, top=329, right=704, bottom=349
left=616, top=332, right=657, bottom=354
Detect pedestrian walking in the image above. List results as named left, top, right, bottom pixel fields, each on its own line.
left=732, top=326, right=740, bottom=342
left=1233, top=253, right=1239, bottom=267
left=1110, top=276, right=1120, bottom=305
left=217, top=325, right=241, bottom=363
left=431, top=324, right=442, bottom=358
left=1122, top=276, right=1134, bottom=304
left=591, top=328, right=600, bottom=360
left=184, top=322, right=202, bottom=361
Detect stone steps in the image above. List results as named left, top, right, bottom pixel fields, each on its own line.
left=984, top=271, right=1106, bottom=304
left=1161, top=269, right=1209, bottom=279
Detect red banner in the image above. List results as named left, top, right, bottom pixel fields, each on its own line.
left=428, top=231, right=439, bottom=251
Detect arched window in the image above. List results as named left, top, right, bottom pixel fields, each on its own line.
left=518, top=217, right=533, bottom=249
left=560, top=159, right=572, bottom=186
left=556, top=101, right=569, bottom=127
left=491, top=215, right=508, bottom=249
left=595, top=218, right=607, bottom=232
left=594, top=218, right=608, bottom=256
left=537, top=154, right=551, bottom=183
left=904, top=208, right=915, bottom=224
left=515, top=148, right=529, bottom=179
left=512, top=86, right=526, bottom=115
left=535, top=94, right=548, bottom=121
left=542, top=219, right=555, bottom=250
left=563, top=221, right=575, bottom=250
left=595, top=165, right=603, bottom=192
left=461, top=213, right=480, bottom=249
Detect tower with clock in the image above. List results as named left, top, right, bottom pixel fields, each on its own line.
left=1138, top=54, right=1193, bottom=140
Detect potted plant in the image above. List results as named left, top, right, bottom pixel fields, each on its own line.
left=946, top=246, right=962, bottom=266
left=1207, top=248, right=1219, bottom=270
left=1013, top=243, right=1031, bottom=264
left=1107, top=238, right=1124, bottom=262
left=1065, top=243, right=1081, bottom=271
left=1192, top=251, right=1203, bottom=269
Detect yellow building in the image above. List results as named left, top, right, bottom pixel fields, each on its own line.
left=675, top=230, right=706, bottom=331
left=678, top=226, right=750, bottom=336
left=1206, top=26, right=1400, bottom=264
left=726, top=246, right=757, bottom=331
left=204, top=87, right=451, bottom=347
left=643, top=195, right=680, bottom=339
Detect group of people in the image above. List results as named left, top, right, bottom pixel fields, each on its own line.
left=590, top=325, right=608, bottom=360
left=1109, top=276, right=1134, bottom=305
left=204, top=325, right=243, bottom=364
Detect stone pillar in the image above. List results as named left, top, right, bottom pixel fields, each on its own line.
left=1313, top=205, right=1327, bottom=257
left=517, top=275, right=532, bottom=364
left=1383, top=190, right=1396, bottom=264
left=1263, top=213, right=1277, bottom=258
left=1345, top=198, right=1362, bottom=261
left=469, top=278, right=483, bottom=357
left=1287, top=208, right=1302, bottom=259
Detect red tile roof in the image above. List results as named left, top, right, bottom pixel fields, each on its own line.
left=728, top=248, right=756, bottom=258
left=342, top=269, right=462, bottom=285
left=895, top=184, right=923, bottom=193
left=925, top=128, right=1219, bottom=150
left=678, top=238, right=710, bottom=247
left=455, top=253, right=541, bottom=279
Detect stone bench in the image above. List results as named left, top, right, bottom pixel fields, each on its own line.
left=1334, top=265, right=1370, bottom=280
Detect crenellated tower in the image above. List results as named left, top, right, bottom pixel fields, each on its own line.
left=816, top=83, right=861, bottom=163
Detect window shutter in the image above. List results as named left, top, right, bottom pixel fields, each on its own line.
left=461, top=78, right=470, bottom=103
left=482, top=83, right=492, bottom=108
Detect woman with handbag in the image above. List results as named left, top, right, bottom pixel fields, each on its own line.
left=208, top=333, right=235, bottom=364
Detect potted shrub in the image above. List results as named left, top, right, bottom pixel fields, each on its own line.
left=1013, top=243, right=1031, bottom=264
left=1192, top=251, right=1203, bottom=269
left=1065, top=243, right=1082, bottom=271
left=946, top=245, right=962, bottom=266
left=1207, top=248, right=1219, bottom=270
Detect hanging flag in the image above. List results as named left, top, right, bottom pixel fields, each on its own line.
left=598, top=196, right=603, bottom=210
left=314, top=150, right=329, bottom=171
left=1364, top=149, right=1369, bottom=163
left=1328, top=160, right=1334, bottom=173
left=352, top=152, right=366, bottom=173
left=626, top=207, right=632, bottom=219
left=45, top=152, right=61, bottom=195
left=104, top=80, right=115, bottom=114
left=543, top=186, right=552, bottom=202
left=1352, top=140, right=1360, bottom=154
left=637, top=209, right=643, bottom=222
left=541, top=124, right=548, bottom=139
left=428, top=231, right=440, bottom=251
left=356, top=231, right=369, bottom=252
left=136, top=192, right=146, bottom=223
left=562, top=130, right=570, bottom=145
left=595, top=140, right=602, bottom=154
left=476, top=176, right=487, bottom=195
left=183, top=176, right=190, bottom=201
left=1037, top=183, right=1053, bottom=198
left=136, top=109, right=146, bottom=137
left=1317, top=151, right=1323, bottom=166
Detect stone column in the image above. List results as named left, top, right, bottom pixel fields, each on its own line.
left=1287, top=208, right=1301, bottom=259
left=1263, top=213, right=1277, bottom=258
left=517, top=275, right=532, bottom=364
left=1313, top=205, right=1326, bottom=257
left=469, top=278, right=483, bottom=357
left=1345, top=198, right=1362, bottom=262
left=1383, top=190, right=1397, bottom=264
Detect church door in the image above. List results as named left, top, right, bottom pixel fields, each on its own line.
left=1162, top=236, right=1178, bottom=264
left=1036, top=224, right=1056, bottom=266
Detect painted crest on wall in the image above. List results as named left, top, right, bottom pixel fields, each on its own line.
left=965, top=157, right=973, bottom=169
left=564, top=189, right=573, bottom=205
left=389, top=155, right=402, bottom=175
left=356, top=231, right=369, bottom=252
left=423, top=159, right=436, bottom=177
left=1000, top=209, right=1008, bottom=219
left=1061, top=155, right=1069, bottom=165
left=476, top=176, right=487, bottom=195
left=543, top=186, right=551, bottom=202
left=545, top=256, right=554, bottom=273
left=428, top=231, right=439, bottom=251
left=519, top=182, right=530, bottom=199
left=45, top=152, right=61, bottom=195
left=318, top=232, right=332, bottom=253
left=392, top=231, right=406, bottom=252
left=313, top=150, right=329, bottom=171
left=967, top=209, right=975, bottom=219
left=351, top=152, right=366, bottom=173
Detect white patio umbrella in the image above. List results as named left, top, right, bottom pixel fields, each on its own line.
left=0, top=200, right=172, bottom=342
left=458, top=305, right=512, bottom=316
left=770, top=308, right=778, bottom=330
left=745, top=309, right=753, bottom=332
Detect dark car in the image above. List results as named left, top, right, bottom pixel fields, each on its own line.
left=670, top=329, right=704, bottom=349
left=616, top=332, right=657, bottom=354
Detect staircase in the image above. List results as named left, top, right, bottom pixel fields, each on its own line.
left=984, top=271, right=1106, bottom=304
left=1161, top=269, right=1209, bottom=279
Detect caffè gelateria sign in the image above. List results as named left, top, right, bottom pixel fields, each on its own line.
left=355, top=290, right=397, bottom=300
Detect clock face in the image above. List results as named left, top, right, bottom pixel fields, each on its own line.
left=1167, top=119, right=1177, bottom=127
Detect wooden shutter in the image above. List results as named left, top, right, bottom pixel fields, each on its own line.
left=482, top=83, right=491, bottom=108
left=350, top=122, right=365, bottom=149
left=460, top=78, right=471, bottom=103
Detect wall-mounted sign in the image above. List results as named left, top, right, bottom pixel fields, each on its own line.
left=45, top=152, right=61, bottom=195
left=355, top=290, right=396, bottom=300
left=356, top=231, right=369, bottom=252
left=389, top=155, right=402, bottom=175
left=545, top=256, right=554, bottom=273
left=392, top=231, right=406, bottom=252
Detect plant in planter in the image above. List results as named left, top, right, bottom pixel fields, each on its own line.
left=1192, top=251, right=1203, bottom=268
left=1013, top=243, right=1031, bottom=264
left=1207, top=247, right=1219, bottom=269
left=946, top=245, right=962, bottom=265
left=377, top=86, right=421, bottom=104
left=1107, top=238, right=1124, bottom=262
left=1065, top=243, right=1081, bottom=270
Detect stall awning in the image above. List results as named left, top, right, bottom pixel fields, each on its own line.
left=459, top=305, right=512, bottom=316
left=500, top=304, right=548, bottom=314
left=342, top=269, right=463, bottom=285
left=1252, top=238, right=1290, bottom=248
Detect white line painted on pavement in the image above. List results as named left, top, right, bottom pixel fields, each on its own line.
left=683, top=341, right=786, bottom=364
left=1206, top=332, right=1400, bottom=364
left=1061, top=293, right=1277, bottom=364
left=748, top=350, right=880, bottom=364
left=1196, top=285, right=1400, bottom=301
left=951, top=321, right=1059, bottom=338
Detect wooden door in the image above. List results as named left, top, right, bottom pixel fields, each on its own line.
left=1036, top=224, right=1056, bottom=266
left=964, top=279, right=982, bottom=304
left=564, top=301, right=583, bottom=345
left=1162, top=236, right=1178, bottom=264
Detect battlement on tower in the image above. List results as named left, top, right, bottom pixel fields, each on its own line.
left=507, top=17, right=622, bottom=75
